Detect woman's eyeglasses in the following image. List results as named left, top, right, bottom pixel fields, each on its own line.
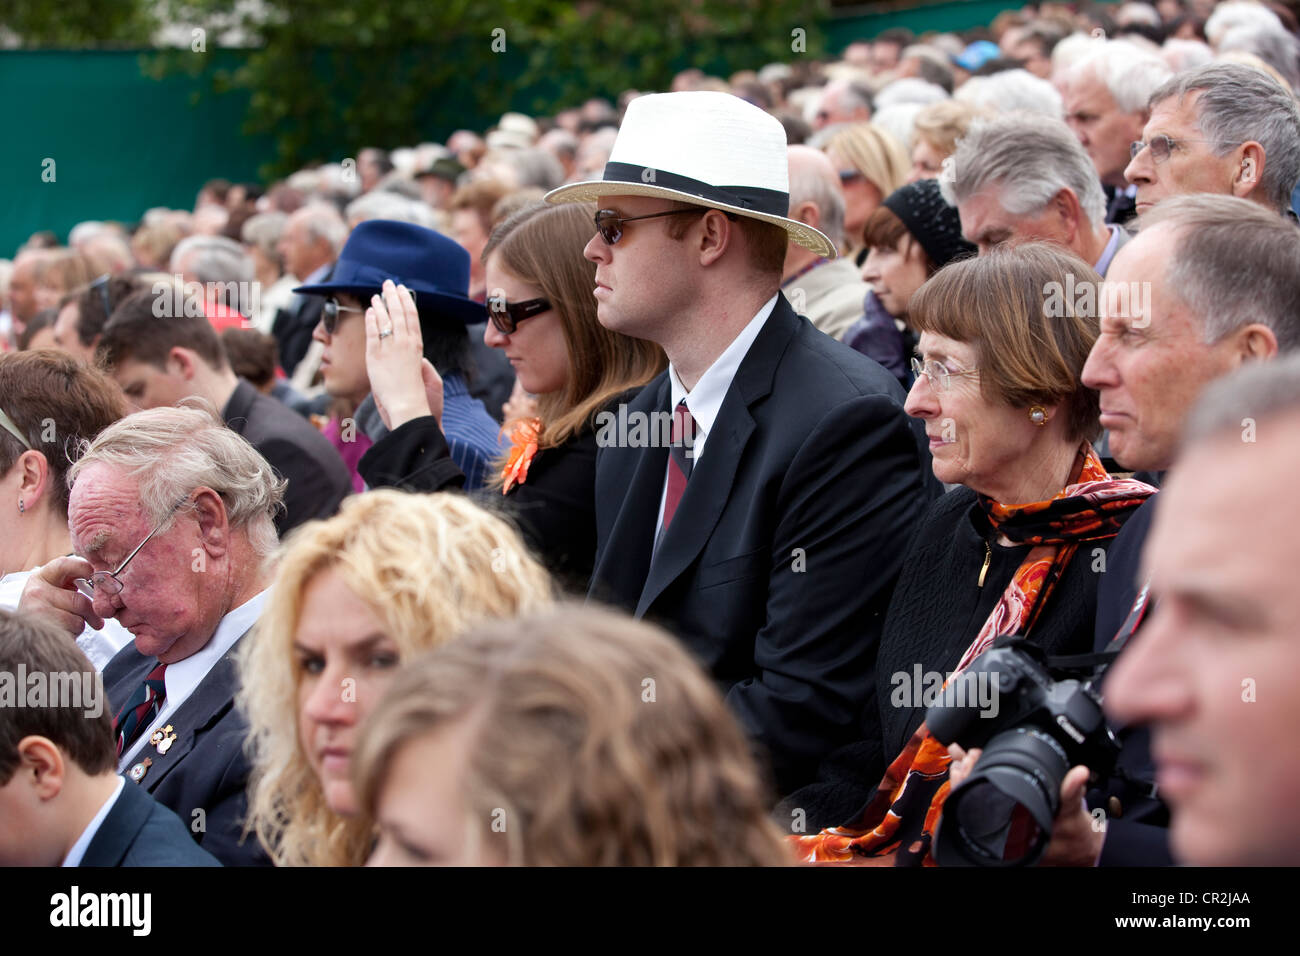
left=488, top=296, right=551, bottom=334
left=592, top=207, right=735, bottom=246
left=911, top=357, right=978, bottom=392
left=322, top=298, right=365, bottom=335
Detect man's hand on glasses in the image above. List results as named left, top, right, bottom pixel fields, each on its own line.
left=17, top=555, right=107, bottom=637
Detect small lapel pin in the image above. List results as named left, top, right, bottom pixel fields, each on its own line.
left=150, top=724, right=178, bottom=755
left=128, top=758, right=153, bottom=783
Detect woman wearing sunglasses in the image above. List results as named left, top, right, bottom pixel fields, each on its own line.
left=360, top=201, right=665, bottom=589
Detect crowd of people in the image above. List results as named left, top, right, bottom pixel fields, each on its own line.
left=2, top=0, right=1300, bottom=868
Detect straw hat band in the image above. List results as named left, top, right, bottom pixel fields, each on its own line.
left=600, top=162, right=790, bottom=217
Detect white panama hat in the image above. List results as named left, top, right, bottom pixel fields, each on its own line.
left=545, top=91, right=835, bottom=258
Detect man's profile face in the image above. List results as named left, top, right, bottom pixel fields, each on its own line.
left=1124, top=91, right=1243, bottom=214
left=51, top=303, right=96, bottom=367
left=1065, top=69, right=1147, bottom=188
left=109, top=357, right=194, bottom=413
left=1106, top=426, right=1300, bottom=865
left=959, top=187, right=1071, bottom=256
left=1081, top=225, right=1241, bottom=472
left=581, top=194, right=699, bottom=341
left=68, top=463, right=211, bottom=663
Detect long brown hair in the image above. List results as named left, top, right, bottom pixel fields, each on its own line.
left=483, top=201, right=665, bottom=456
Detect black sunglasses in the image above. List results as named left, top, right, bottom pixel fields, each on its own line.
left=592, top=207, right=736, bottom=246
left=488, top=296, right=551, bottom=334
left=322, top=297, right=366, bottom=335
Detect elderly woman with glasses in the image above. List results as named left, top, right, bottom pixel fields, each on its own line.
left=360, top=201, right=665, bottom=590
left=782, top=243, right=1155, bottom=865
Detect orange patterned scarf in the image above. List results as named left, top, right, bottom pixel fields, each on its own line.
left=792, top=444, right=1154, bottom=865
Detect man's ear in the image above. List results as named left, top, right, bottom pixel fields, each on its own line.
left=167, top=347, right=199, bottom=381
left=789, top=200, right=820, bottom=230
left=1233, top=322, right=1279, bottom=362
left=1054, top=188, right=1082, bottom=241
left=697, top=209, right=734, bottom=267
left=17, top=736, right=65, bottom=801
left=190, top=486, right=231, bottom=559
left=1233, top=142, right=1265, bottom=198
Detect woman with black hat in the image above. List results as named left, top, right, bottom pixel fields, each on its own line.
left=844, top=178, right=976, bottom=389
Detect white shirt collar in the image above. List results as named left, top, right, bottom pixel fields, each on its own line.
left=62, top=776, right=125, bottom=867
left=667, top=293, right=778, bottom=458
left=118, top=587, right=271, bottom=770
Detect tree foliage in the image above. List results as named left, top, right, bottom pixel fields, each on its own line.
left=142, top=0, right=827, bottom=178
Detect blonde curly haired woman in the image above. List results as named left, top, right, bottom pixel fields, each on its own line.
left=238, top=489, right=554, bottom=866
left=354, top=604, right=795, bottom=866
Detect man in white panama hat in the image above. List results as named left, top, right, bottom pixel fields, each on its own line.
left=546, top=91, right=937, bottom=798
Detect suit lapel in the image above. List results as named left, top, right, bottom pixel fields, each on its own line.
left=132, top=632, right=248, bottom=794
left=79, top=781, right=150, bottom=867
left=635, top=297, right=798, bottom=616
left=595, top=376, right=670, bottom=604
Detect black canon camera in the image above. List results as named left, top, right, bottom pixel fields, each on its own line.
left=926, top=635, right=1120, bottom=867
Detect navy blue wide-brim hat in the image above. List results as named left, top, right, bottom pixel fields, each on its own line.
left=293, top=219, right=487, bottom=326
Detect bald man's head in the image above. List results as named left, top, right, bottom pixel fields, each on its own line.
left=787, top=145, right=847, bottom=249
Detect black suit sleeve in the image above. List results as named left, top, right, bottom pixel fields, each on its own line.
left=725, top=393, right=930, bottom=793
left=261, top=435, right=349, bottom=534
left=358, top=415, right=467, bottom=492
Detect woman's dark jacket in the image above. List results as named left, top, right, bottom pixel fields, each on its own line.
left=779, top=485, right=1112, bottom=831
left=358, top=397, right=626, bottom=590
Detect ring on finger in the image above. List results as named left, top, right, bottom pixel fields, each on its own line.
left=378, top=328, right=394, bottom=339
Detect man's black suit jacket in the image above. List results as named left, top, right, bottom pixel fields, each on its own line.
left=80, top=779, right=221, bottom=866
left=588, top=295, right=937, bottom=795
left=271, top=289, right=325, bottom=378
left=223, top=378, right=351, bottom=535
left=103, top=631, right=268, bottom=866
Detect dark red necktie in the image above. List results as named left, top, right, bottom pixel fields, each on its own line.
left=112, top=662, right=168, bottom=758
left=662, top=398, right=697, bottom=532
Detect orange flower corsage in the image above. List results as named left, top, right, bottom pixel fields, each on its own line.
left=501, top=417, right=542, bottom=494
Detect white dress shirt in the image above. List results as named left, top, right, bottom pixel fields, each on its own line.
left=652, top=294, right=778, bottom=548
left=62, top=776, right=125, bottom=867
left=0, top=568, right=134, bottom=671
left=118, top=588, right=270, bottom=772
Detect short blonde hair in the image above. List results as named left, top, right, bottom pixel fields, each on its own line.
left=354, top=604, right=795, bottom=866
left=239, top=489, right=554, bottom=866
left=911, top=100, right=983, bottom=160
left=824, top=122, right=909, bottom=197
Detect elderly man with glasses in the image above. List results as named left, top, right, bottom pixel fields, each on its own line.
left=1125, top=62, right=1300, bottom=217
left=19, top=406, right=284, bottom=866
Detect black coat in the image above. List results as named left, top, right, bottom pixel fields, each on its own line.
left=103, top=633, right=269, bottom=867
left=357, top=399, right=618, bottom=591
left=1090, top=493, right=1173, bottom=866
left=222, top=379, right=352, bottom=536
left=588, top=295, right=938, bottom=796
left=80, top=779, right=222, bottom=867
left=781, top=486, right=1111, bottom=830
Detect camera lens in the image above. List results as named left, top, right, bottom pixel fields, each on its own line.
left=935, top=727, right=1069, bottom=866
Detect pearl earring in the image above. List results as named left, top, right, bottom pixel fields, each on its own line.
left=1029, top=406, right=1047, bottom=426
